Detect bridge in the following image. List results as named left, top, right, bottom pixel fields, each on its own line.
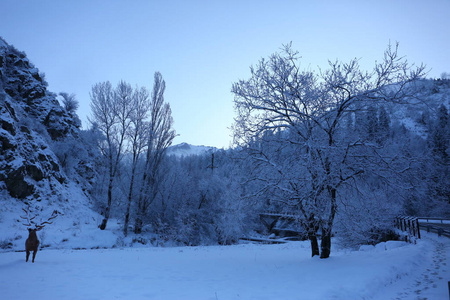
left=258, top=211, right=307, bottom=239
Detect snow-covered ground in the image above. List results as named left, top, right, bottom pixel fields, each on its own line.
left=0, top=232, right=448, bottom=300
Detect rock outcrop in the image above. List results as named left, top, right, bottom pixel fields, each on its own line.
left=0, top=37, right=80, bottom=200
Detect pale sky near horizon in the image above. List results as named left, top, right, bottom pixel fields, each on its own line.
left=1, top=0, right=449, bottom=148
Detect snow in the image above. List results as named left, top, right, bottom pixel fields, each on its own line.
left=0, top=183, right=119, bottom=251
left=0, top=233, right=448, bottom=300
left=167, top=142, right=216, bottom=158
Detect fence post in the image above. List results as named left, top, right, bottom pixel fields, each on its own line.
left=411, top=218, right=416, bottom=238
left=408, top=219, right=412, bottom=236
left=416, top=218, right=421, bottom=239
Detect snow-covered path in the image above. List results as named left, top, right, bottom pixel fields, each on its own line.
left=412, top=236, right=449, bottom=298
left=0, top=235, right=448, bottom=300
left=372, top=233, right=450, bottom=300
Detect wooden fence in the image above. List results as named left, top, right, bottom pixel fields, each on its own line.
left=396, top=216, right=450, bottom=239
left=395, top=216, right=421, bottom=240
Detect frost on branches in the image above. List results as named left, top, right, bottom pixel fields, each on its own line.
left=232, top=43, right=426, bottom=258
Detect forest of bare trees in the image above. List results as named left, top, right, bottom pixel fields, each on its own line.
left=88, top=73, right=175, bottom=233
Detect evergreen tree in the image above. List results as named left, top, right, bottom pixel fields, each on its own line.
left=365, top=106, right=378, bottom=142
left=376, top=106, right=391, bottom=144
left=431, top=104, right=449, bottom=159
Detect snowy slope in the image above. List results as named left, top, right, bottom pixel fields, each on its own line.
left=0, top=37, right=108, bottom=252
left=388, top=79, right=450, bottom=138
left=0, top=183, right=118, bottom=251
left=0, top=233, right=448, bottom=300
left=166, top=142, right=216, bottom=158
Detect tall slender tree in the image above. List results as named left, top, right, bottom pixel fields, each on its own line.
left=123, top=86, right=150, bottom=236
left=134, top=72, right=176, bottom=233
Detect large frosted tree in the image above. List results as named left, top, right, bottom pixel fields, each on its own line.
left=232, top=43, right=425, bottom=258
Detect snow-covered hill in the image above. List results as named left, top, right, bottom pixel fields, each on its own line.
left=166, top=142, right=216, bottom=158
left=388, top=79, right=450, bottom=138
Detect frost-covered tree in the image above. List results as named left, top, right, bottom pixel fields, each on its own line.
left=134, top=72, right=176, bottom=234
left=365, top=106, right=378, bottom=142
left=151, top=149, right=253, bottom=246
left=89, top=81, right=133, bottom=230
left=423, top=104, right=450, bottom=217
left=123, top=86, right=150, bottom=236
left=430, top=104, right=449, bottom=160
left=377, top=106, right=391, bottom=144
left=59, top=92, right=79, bottom=114
left=232, top=43, right=425, bottom=258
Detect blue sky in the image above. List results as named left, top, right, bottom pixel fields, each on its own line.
left=1, top=0, right=449, bottom=148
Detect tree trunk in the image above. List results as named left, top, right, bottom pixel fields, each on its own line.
left=123, top=209, right=130, bottom=236
left=134, top=217, right=143, bottom=234
left=309, top=234, right=320, bottom=257
left=320, top=227, right=332, bottom=258
left=99, top=178, right=113, bottom=230
left=124, top=170, right=136, bottom=236
left=320, top=187, right=337, bottom=258
left=134, top=191, right=144, bottom=234
left=99, top=219, right=107, bottom=230
left=134, top=186, right=148, bottom=234
left=304, top=214, right=320, bottom=257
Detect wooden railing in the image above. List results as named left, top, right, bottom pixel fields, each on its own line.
left=395, top=216, right=421, bottom=240
left=396, top=216, right=450, bottom=239
left=418, top=217, right=450, bottom=238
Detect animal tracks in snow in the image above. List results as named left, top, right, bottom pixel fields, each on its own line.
left=394, top=234, right=449, bottom=300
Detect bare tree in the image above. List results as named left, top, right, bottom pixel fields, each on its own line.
left=123, top=86, right=150, bottom=236
left=134, top=72, right=176, bottom=234
left=232, top=43, right=425, bottom=258
left=89, top=81, right=133, bottom=230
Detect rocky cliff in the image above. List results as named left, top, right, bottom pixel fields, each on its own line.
left=0, top=37, right=82, bottom=200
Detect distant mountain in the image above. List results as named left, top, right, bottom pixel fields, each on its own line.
left=166, top=142, right=216, bottom=158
